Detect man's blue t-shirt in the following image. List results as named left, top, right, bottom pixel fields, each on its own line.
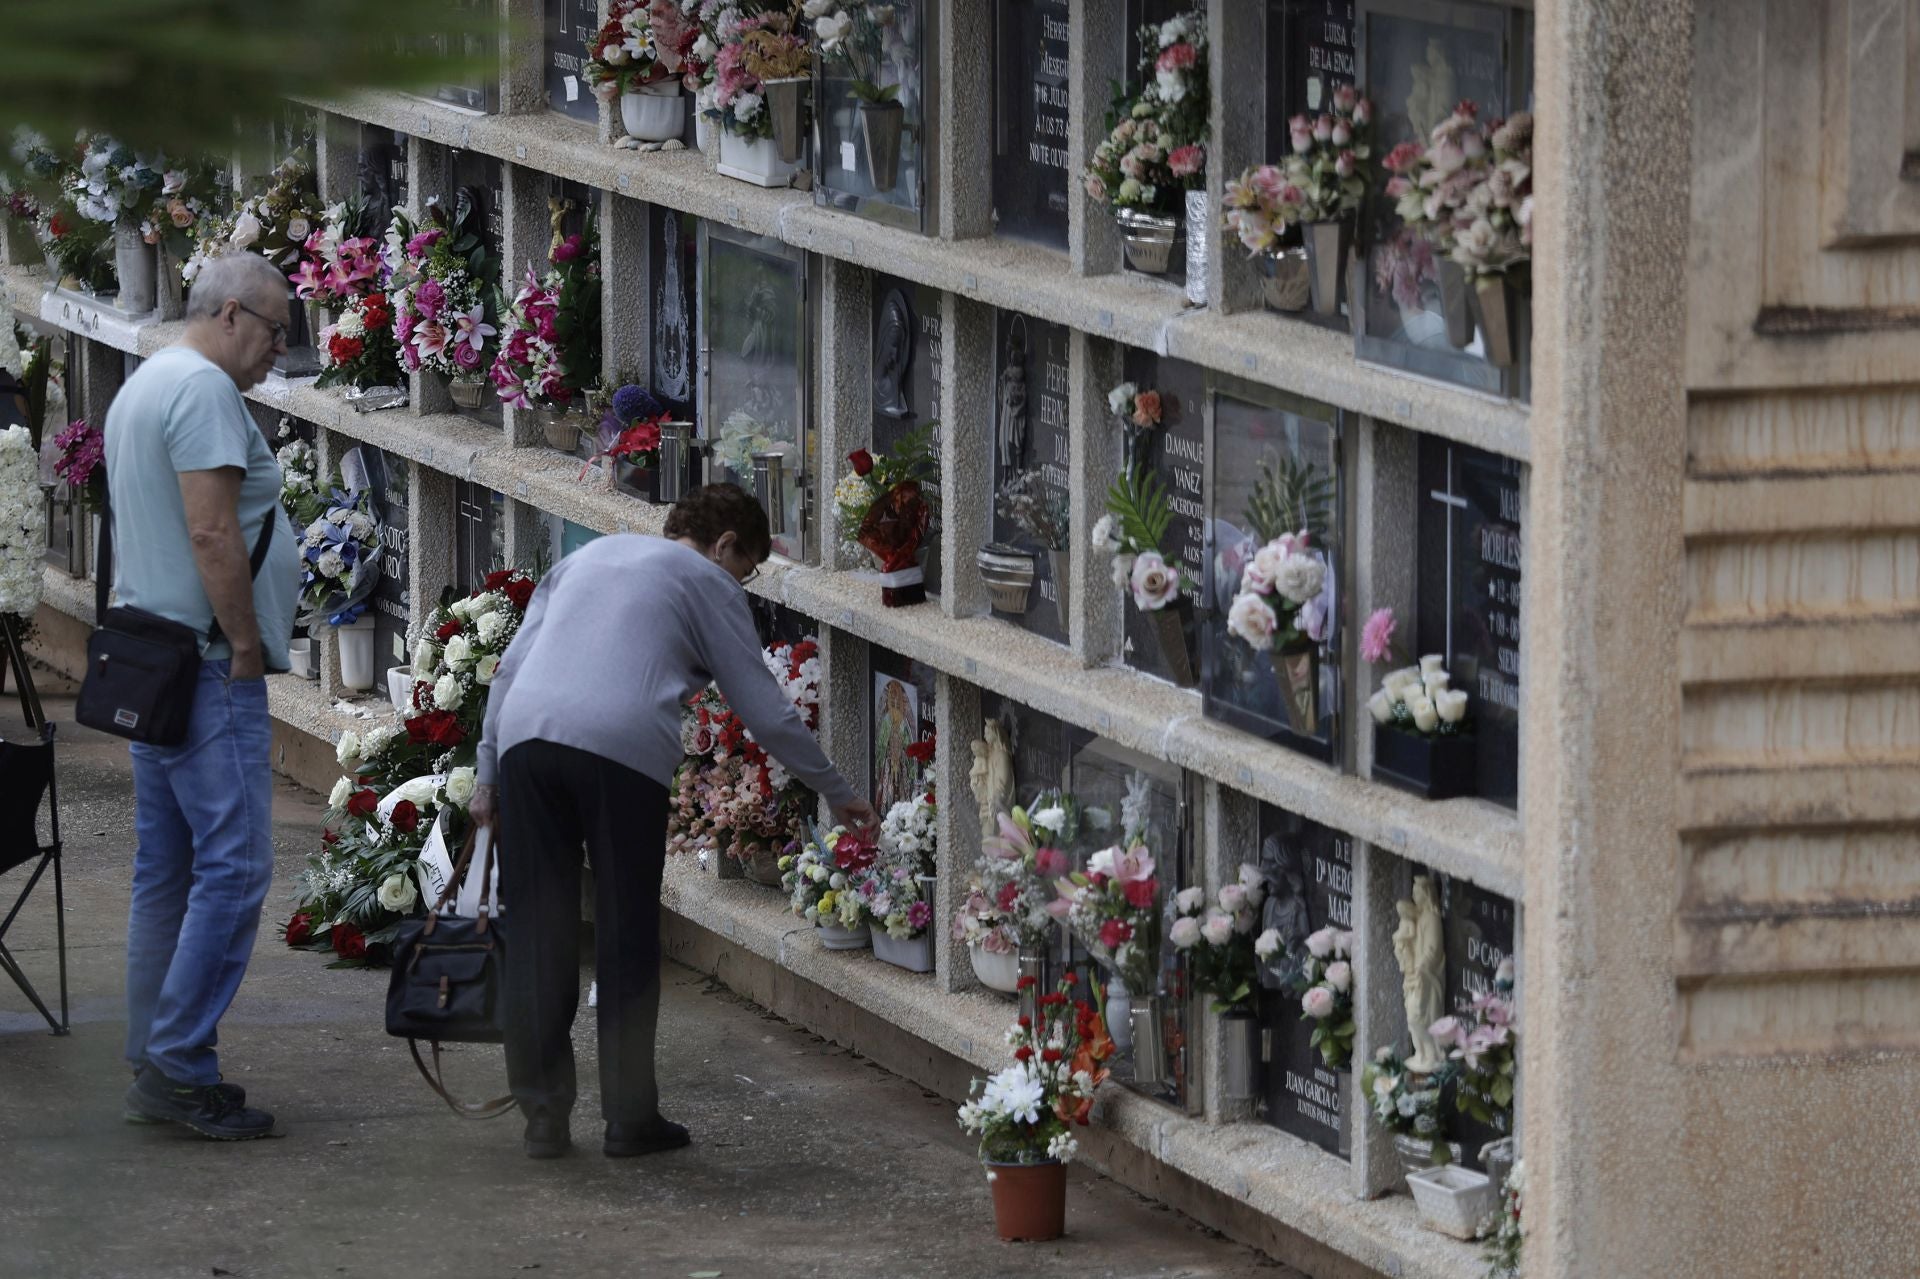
left=102, top=347, right=299, bottom=671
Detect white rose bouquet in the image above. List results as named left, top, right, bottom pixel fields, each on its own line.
left=1368, top=653, right=1472, bottom=738
left=1165, top=864, right=1268, bottom=1013
left=1225, top=529, right=1330, bottom=655
left=0, top=425, right=47, bottom=623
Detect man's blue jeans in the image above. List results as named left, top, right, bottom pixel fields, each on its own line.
left=124, top=661, right=274, bottom=1085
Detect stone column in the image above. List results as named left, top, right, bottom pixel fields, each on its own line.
left=816, top=259, right=873, bottom=571
left=1355, top=419, right=1416, bottom=779
left=410, top=466, right=459, bottom=645
left=935, top=673, right=984, bottom=994
left=602, top=192, right=648, bottom=389
left=1204, top=0, right=1264, bottom=315
left=937, top=0, right=994, bottom=241
left=499, top=162, right=564, bottom=447
left=1350, top=841, right=1401, bottom=1198
left=937, top=292, right=993, bottom=619
left=1201, top=781, right=1260, bottom=1124
left=1520, top=0, right=1691, bottom=1272
left=404, top=138, right=456, bottom=418
left=498, top=0, right=548, bottom=116
left=500, top=495, right=550, bottom=572
left=314, top=113, right=362, bottom=209
left=1068, top=0, right=1126, bottom=276
left=1068, top=330, right=1123, bottom=666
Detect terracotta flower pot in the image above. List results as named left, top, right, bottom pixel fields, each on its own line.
left=986, top=1160, right=1067, bottom=1242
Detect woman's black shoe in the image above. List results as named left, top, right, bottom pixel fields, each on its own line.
left=523, top=1114, right=572, bottom=1159
left=124, top=1068, right=274, bottom=1140
left=603, top=1117, right=690, bottom=1157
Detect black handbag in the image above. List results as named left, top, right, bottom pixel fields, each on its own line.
left=385, top=828, right=516, bottom=1119
left=74, top=494, right=276, bottom=746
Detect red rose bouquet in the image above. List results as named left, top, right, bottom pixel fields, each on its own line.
left=315, top=290, right=404, bottom=393
left=832, top=422, right=937, bottom=607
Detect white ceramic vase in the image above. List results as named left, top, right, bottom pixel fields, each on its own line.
left=335, top=618, right=376, bottom=692
left=717, top=128, right=799, bottom=188
left=816, top=921, right=871, bottom=951
left=621, top=81, right=686, bottom=143
left=968, top=941, right=1019, bottom=993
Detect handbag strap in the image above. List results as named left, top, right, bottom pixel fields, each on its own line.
left=407, top=1038, right=517, bottom=1120
left=206, top=511, right=277, bottom=649
left=424, top=826, right=496, bottom=935
left=95, top=491, right=276, bottom=643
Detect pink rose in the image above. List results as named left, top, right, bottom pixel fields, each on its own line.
left=452, top=340, right=482, bottom=371
left=1301, top=986, right=1336, bottom=1019
left=1168, top=144, right=1205, bottom=178
left=415, top=278, right=446, bottom=320
left=1034, top=847, right=1070, bottom=878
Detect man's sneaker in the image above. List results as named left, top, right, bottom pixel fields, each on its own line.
left=124, top=1067, right=274, bottom=1140
left=124, top=1067, right=245, bottom=1125
left=604, top=1116, right=690, bottom=1157
left=523, top=1113, right=572, bottom=1160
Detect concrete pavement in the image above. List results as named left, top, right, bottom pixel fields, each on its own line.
left=0, top=685, right=1295, bottom=1279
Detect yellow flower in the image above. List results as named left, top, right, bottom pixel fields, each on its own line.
left=819, top=891, right=836, bottom=914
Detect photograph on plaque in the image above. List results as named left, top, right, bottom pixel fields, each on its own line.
left=869, top=647, right=937, bottom=817
left=1115, top=350, right=1206, bottom=686
left=991, top=0, right=1071, bottom=250
left=988, top=311, right=1071, bottom=645
left=545, top=0, right=602, bottom=124
left=1068, top=741, right=1196, bottom=1113
left=870, top=276, right=943, bottom=593
left=1416, top=437, right=1522, bottom=806
left=1354, top=0, right=1530, bottom=396
left=814, top=0, right=934, bottom=231
left=700, top=224, right=810, bottom=562
left=1254, top=805, right=1353, bottom=1154
left=356, top=449, right=412, bottom=680
left=1201, top=377, right=1343, bottom=761
left=650, top=207, right=701, bottom=423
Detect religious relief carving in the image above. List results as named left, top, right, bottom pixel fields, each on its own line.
left=1394, top=875, right=1448, bottom=1072
left=654, top=213, right=691, bottom=405
left=996, top=318, right=1028, bottom=471
left=874, top=287, right=915, bottom=419
left=1404, top=38, right=1457, bottom=140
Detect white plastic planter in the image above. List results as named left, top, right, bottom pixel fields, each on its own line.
left=717, top=129, right=799, bottom=188
left=816, top=921, right=871, bottom=950
left=872, top=929, right=933, bottom=973
left=386, top=664, right=415, bottom=715
left=1406, top=1164, right=1497, bottom=1240
left=621, top=81, right=686, bottom=143
left=286, top=637, right=312, bottom=680
left=968, top=941, right=1019, bottom=993
left=335, top=618, right=376, bottom=692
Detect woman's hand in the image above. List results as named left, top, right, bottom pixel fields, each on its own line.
left=833, top=798, right=879, bottom=834
left=469, top=783, right=498, bottom=827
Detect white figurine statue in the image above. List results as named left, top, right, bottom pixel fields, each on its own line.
left=968, top=720, right=1016, bottom=836
left=1393, top=875, right=1449, bottom=1073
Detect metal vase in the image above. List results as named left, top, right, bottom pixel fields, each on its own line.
left=656, top=422, right=692, bottom=503
left=1047, top=548, right=1071, bottom=628
left=1272, top=645, right=1320, bottom=735
left=1017, top=947, right=1046, bottom=1026
left=977, top=543, right=1037, bottom=614
left=1129, top=993, right=1167, bottom=1086
left=1144, top=598, right=1197, bottom=687
left=1221, top=1012, right=1259, bottom=1102
left=1302, top=220, right=1353, bottom=318
left=1183, top=189, right=1210, bottom=307
left=1437, top=259, right=1475, bottom=350
left=448, top=378, right=487, bottom=410
left=155, top=244, right=185, bottom=320
left=752, top=450, right=789, bottom=536
left=1471, top=276, right=1520, bottom=367
left=1257, top=247, right=1312, bottom=313
left=763, top=76, right=808, bottom=164
left=111, top=223, right=156, bottom=313
left=1115, top=207, right=1180, bottom=275
left=859, top=100, right=905, bottom=193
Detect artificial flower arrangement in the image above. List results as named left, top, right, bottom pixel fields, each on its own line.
left=1382, top=103, right=1532, bottom=364
left=65, top=134, right=164, bottom=232
left=958, top=974, right=1112, bottom=1166
left=1050, top=840, right=1164, bottom=998
left=1429, top=958, right=1517, bottom=1131
left=1222, top=87, right=1374, bottom=250
left=978, top=797, right=1078, bottom=952
left=782, top=823, right=878, bottom=935
left=295, top=488, right=383, bottom=628
left=1224, top=531, right=1329, bottom=662
left=809, top=0, right=907, bottom=106
left=996, top=468, right=1069, bottom=553
left=873, top=784, right=937, bottom=941
left=314, top=289, right=405, bottom=393
left=1484, top=1158, right=1525, bottom=1278
left=585, top=383, right=686, bottom=487
left=1293, top=924, right=1357, bottom=1069
left=667, top=637, right=824, bottom=878
left=584, top=0, right=699, bottom=101
left=707, top=3, right=813, bottom=142
left=1092, top=390, right=1192, bottom=623
left=713, top=407, right=775, bottom=478
left=1361, top=1043, right=1456, bottom=1164
left=51, top=418, right=105, bottom=514
left=1166, top=864, right=1269, bottom=1014
left=182, top=149, right=321, bottom=284
left=835, top=424, right=936, bottom=605
left=287, top=567, right=539, bottom=963
left=289, top=200, right=384, bottom=313
left=274, top=427, right=327, bottom=531
left=137, top=158, right=230, bottom=272
left=1081, top=13, right=1209, bottom=220
left=1363, top=607, right=1478, bottom=799
left=951, top=880, right=1019, bottom=957
left=26, top=134, right=117, bottom=293
left=0, top=425, right=47, bottom=625
left=1383, top=103, right=1533, bottom=284
left=386, top=197, right=500, bottom=388
left=490, top=214, right=602, bottom=413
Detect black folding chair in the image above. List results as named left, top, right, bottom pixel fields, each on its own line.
left=0, top=614, right=68, bottom=1035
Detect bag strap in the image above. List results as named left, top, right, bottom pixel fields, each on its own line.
left=424, top=826, right=495, bottom=936
left=206, top=512, right=277, bottom=649
left=407, top=1038, right=517, bottom=1120
left=94, top=489, right=112, bottom=627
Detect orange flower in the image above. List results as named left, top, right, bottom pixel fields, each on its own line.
left=1131, top=389, right=1163, bottom=428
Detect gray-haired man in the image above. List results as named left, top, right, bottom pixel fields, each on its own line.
left=108, top=252, right=300, bottom=1140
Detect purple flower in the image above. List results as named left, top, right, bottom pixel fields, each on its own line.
left=405, top=228, right=444, bottom=257
left=907, top=900, right=932, bottom=930
left=612, top=383, right=664, bottom=422
left=414, top=278, right=446, bottom=320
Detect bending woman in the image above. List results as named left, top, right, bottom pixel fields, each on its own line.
left=471, top=484, right=876, bottom=1160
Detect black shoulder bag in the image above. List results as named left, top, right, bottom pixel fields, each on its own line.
left=385, top=828, right=516, bottom=1119
left=74, top=495, right=275, bottom=746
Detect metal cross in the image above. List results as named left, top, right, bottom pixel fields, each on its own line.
left=1429, top=448, right=1468, bottom=666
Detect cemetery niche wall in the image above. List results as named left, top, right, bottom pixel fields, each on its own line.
left=813, top=0, right=937, bottom=232
left=986, top=311, right=1071, bottom=643
left=1115, top=349, right=1206, bottom=687
left=870, top=275, right=943, bottom=593
left=1202, top=375, right=1345, bottom=762
left=991, top=0, right=1071, bottom=250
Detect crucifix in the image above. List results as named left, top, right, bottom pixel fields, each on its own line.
left=1427, top=445, right=1467, bottom=667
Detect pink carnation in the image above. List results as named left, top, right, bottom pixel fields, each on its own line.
left=1168, top=144, right=1205, bottom=178
left=1360, top=607, right=1397, bottom=664
left=1156, top=42, right=1197, bottom=72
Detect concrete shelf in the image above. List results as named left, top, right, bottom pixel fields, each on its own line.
left=660, top=857, right=1487, bottom=1279
left=300, top=91, right=1531, bottom=462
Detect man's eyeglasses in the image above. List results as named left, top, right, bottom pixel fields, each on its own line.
left=740, top=565, right=761, bottom=587
left=232, top=301, right=288, bottom=346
